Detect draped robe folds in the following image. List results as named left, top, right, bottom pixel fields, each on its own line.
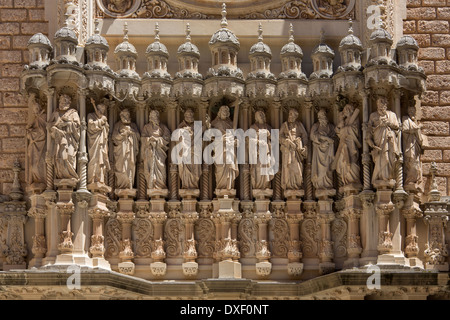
left=368, top=110, right=400, bottom=184
left=112, top=121, right=140, bottom=189
left=250, top=122, right=273, bottom=190
left=310, top=121, right=336, bottom=190
left=211, top=117, right=239, bottom=190
left=333, top=112, right=361, bottom=185
left=27, top=112, right=46, bottom=185
left=280, top=120, right=308, bottom=190
left=49, top=108, right=80, bottom=180
left=177, top=120, right=201, bottom=190
left=141, top=122, right=171, bottom=190
left=402, top=115, right=423, bottom=186
left=87, top=112, right=110, bottom=185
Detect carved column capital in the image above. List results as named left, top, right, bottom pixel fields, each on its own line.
left=88, top=207, right=110, bottom=220
left=117, top=212, right=135, bottom=225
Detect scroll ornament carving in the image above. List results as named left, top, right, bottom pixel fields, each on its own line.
left=164, top=218, right=184, bottom=257
left=238, top=218, right=257, bottom=258
left=4, top=215, right=27, bottom=266
left=300, top=218, right=320, bottom=257
left=105, top=218, right=122, bottom=258
left=331, top=218, right=347, bottom=258
left=270, top=218, right=289, bottom=258
left=195, top=218, right=215, bottom=258
left=96, top=0, right=355, bottom=20
left=133, top=218, right=153, bottom=258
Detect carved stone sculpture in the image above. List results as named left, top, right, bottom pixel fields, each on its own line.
left=402, top=105, right=424, bottom=191
left=141, top=110, right=170, bottom=190
left=48, top=94, right=80, bottom=182
left=250, top=110, right=274, bottom=190
left=332, top=103, right=361, bottom=186
left=105, top=0, right=132, bottom=13
left=112, top=109, right=140, bottom=190
left=310, top=108, right=335, bottom=191
left=177, top=108, right=201, bottom=190
left=26, top=94, right=46, bottom=187
left=367, top=96, right=400, bottom=187
left=280, top=108, right=308, bottom=191
left=87, top=98, right=110, bottom=188
left=211, top=105, right=239, bottom=191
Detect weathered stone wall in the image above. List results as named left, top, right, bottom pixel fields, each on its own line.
left=404, top=0, right=450, bottom=196
left=0, top=0, right=48, bottom=194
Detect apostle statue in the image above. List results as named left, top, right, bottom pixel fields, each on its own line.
left=141, top=110, right=171, bottom=190
left=47, top=94, right=80, bottom=182
left=310, top=108, right=336, bottom=191
left=210, top=105, right=239, bottom=190
left=402, top=105, right=424, bottom=191
left=367, top=96, right=400, bottom=186
left=26, top=93, right=46, bottom=187
left=87, top=98, right=110, bottom=187
left=332, top=103, right=361, bottom=186
left=280, top=108, right=308, bottom=191
left=250, top=110, right=273, bottom=190
left=177, top=108, right=202, bottom=190
left=112, top=108, right=140, bottom=190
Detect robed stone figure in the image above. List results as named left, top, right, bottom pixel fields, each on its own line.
left=367, top=96, right=400, bottom=186
left=26, top=94, right=46, bottom=186
left=211, top=105, right=239, bottom=190
left=112, top=109, right=140, bottom=190
left=48, top=94, right=80, bottom=181
left=141, top=110, right=171, bottom=190
left=250, top=110, right=274, bottom=190
left=310, top=109, right=335, bottom=191
left=402, top=105, right=424, bottom=190
left=87, top=98, right=110, bottom=186
left=280, top=108, right=308, bottom=191
left=332, top=103, right=361, bottom=186
left=177, top=108, right=202, bottom=190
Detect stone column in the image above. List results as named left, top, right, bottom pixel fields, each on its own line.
left=342, top=205, right=363, bottom=269
left=286, top=209, right=303, bottom=278
left=181, top=201, right=199, bottom=278
left=401, top=200, right=423, bottom=268
left=240, top=102, right=251, bottom=201
left=255, top=205, right=272, bottom=278
left=117, top=205, right=135, bottom=275
left=318, top=200, right=335, bottom=275
left=149, top=209, right=168, bottom=276
left=359, top=89, right=377, bottom=266
left=28, top=206, right=47, bottom=268
left=271, top=101, right=282, bottom=201
left=168, top=101, right=179, bottom=202
left=392, top=89, right=407, bottom=200
left=136, top=100, right=147, bottom=201
left=89, top=204, right=110, bottom=269
left=76, top=89, right=89, bottom=195
left=304, top=100, right=314, bottom=201
left=44, top=88, right=55, bottom=193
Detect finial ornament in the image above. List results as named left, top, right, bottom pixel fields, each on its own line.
left=123, top=22, right=129, bottom=41
left=221, top=3, right=228, bottom=28
left=258, top=23, right=263, bottom=42
left=186, top=23, right=191, bottom=42
left=348, top=18, right=354, bottom=34
left=320, top=29, right=325, bottom=44
left=289, top=23, right=294, bottom=43
left=94, top=19, right=100, bottom=35
left=155, top=22, right=160, bottom=41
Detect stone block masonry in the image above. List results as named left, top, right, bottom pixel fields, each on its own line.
left=404, top=0, right=450, bottom=196
left=0, top=0, right=48, bottom=195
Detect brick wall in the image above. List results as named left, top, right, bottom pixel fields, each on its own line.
left=0, top=0, right=48, bottom=194
left=404, top=0, right=450, bottom=196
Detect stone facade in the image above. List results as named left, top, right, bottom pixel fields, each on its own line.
left=0, top=0, right=448, bottom=300
left=403, top=0, right=450, bottom=197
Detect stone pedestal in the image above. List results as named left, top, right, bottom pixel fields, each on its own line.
left=148, top=188, right=169, bottom=199
left=359, top=190, right=377, bottom=266
left=318, top=199, right=335, bottom=275
left=117, top=190, right=136, bottom=276
left=342, top=195, right=363, bottom=269
left=218, top=260, right=242, bottom=279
